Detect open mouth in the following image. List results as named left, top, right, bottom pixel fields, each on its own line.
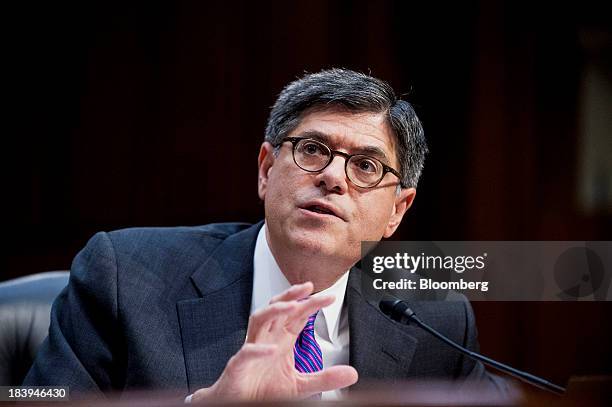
left=306, top=205, right=335, bottom=215
left=300, top=203, right=344, bottom=221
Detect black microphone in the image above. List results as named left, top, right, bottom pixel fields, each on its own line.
left=379, top=298, right=566, bottom=395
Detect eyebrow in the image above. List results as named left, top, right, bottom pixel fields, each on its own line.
left=294, top=130, right=392, bottom=164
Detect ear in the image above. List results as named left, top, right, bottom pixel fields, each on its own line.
left=257, top=142, right=276, bottom=200
left=383, top=187, right=416, bottom=238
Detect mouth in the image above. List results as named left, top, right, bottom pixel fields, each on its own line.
left=299, top=202, right=345, bottom=221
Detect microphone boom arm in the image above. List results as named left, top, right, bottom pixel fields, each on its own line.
left=379, top=299, right=566, bottom=395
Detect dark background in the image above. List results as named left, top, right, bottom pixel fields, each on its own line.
left=4, top=0, right=611, bottom=388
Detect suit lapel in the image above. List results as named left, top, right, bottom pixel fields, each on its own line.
left=177, top=222, right=263, bottom=393
left=347, top=268, right=418, bottom=388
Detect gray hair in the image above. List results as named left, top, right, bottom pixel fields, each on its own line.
left=264, top=68, right=428, bottom=188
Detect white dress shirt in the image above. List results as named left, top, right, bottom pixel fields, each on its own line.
left=251, top=224, right=350, bottom=400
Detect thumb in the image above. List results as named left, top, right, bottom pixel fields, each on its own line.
left=298, top=365, right=358, bottom=397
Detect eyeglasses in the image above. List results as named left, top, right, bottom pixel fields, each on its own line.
left=278, top=137, right=402, bottom=188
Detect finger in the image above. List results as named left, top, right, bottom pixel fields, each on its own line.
left=297, top=365, right=359, bottom=397
left=226, top=343, right=277, bottom=372
left=269, top=282, right=314, bottom=304
left=246, top=301, right=298, bottom=342
left=236, top=343, right=277, bottom=358
left=287, top=294, right=335, bottom=334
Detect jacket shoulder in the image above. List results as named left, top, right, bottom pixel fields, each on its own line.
left=107, top=222, right=252, bottom=242
left=95, top=222, right=255, bottom=287
left=104, top=222, right=251, bottom=255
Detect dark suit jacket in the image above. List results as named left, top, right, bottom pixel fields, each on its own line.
left=24, top=222, right=502, bottom=397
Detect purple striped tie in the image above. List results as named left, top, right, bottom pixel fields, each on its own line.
left=294, top=312, right=323, bottom=373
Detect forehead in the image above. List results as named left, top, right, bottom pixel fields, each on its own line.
left=288, top=107, right=398, bottom=166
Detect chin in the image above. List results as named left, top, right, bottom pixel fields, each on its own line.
left=286, top=227, right=339, bottom=257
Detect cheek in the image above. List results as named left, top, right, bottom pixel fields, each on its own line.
left=265, top=165, right=300, bottom=211
left=352, top=198, right=394, bottom=237
left=265, top=180, right=286, bottom=213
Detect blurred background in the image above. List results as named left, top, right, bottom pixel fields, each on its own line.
left=4, top=0, right=611, bottom=388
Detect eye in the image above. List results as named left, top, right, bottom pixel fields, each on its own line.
left=301, top=141, right=326, bottom=155
left=354, top=157, right=378, bottom=173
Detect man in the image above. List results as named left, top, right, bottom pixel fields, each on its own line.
left=25, top=69, right=499, bottom=401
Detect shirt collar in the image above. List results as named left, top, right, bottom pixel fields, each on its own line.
left=251, top=224, right=349, bottom=343
left=311, top=269, right=349, bottom=343
left=251, top=224, right=291, bottom=314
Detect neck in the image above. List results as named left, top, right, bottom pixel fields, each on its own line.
left=264, top=228, right=353, bottom=293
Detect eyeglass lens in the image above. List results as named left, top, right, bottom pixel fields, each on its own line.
left=294, top=139, right=384, bottom=187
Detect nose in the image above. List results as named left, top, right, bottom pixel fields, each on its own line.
left=313, top=155, right=349, bottom=194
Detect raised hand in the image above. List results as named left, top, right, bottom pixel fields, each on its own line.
left=191, top=282, right=358, bottom=402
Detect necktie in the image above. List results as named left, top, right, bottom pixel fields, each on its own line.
left=294, top=312, right=323, bottom=373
